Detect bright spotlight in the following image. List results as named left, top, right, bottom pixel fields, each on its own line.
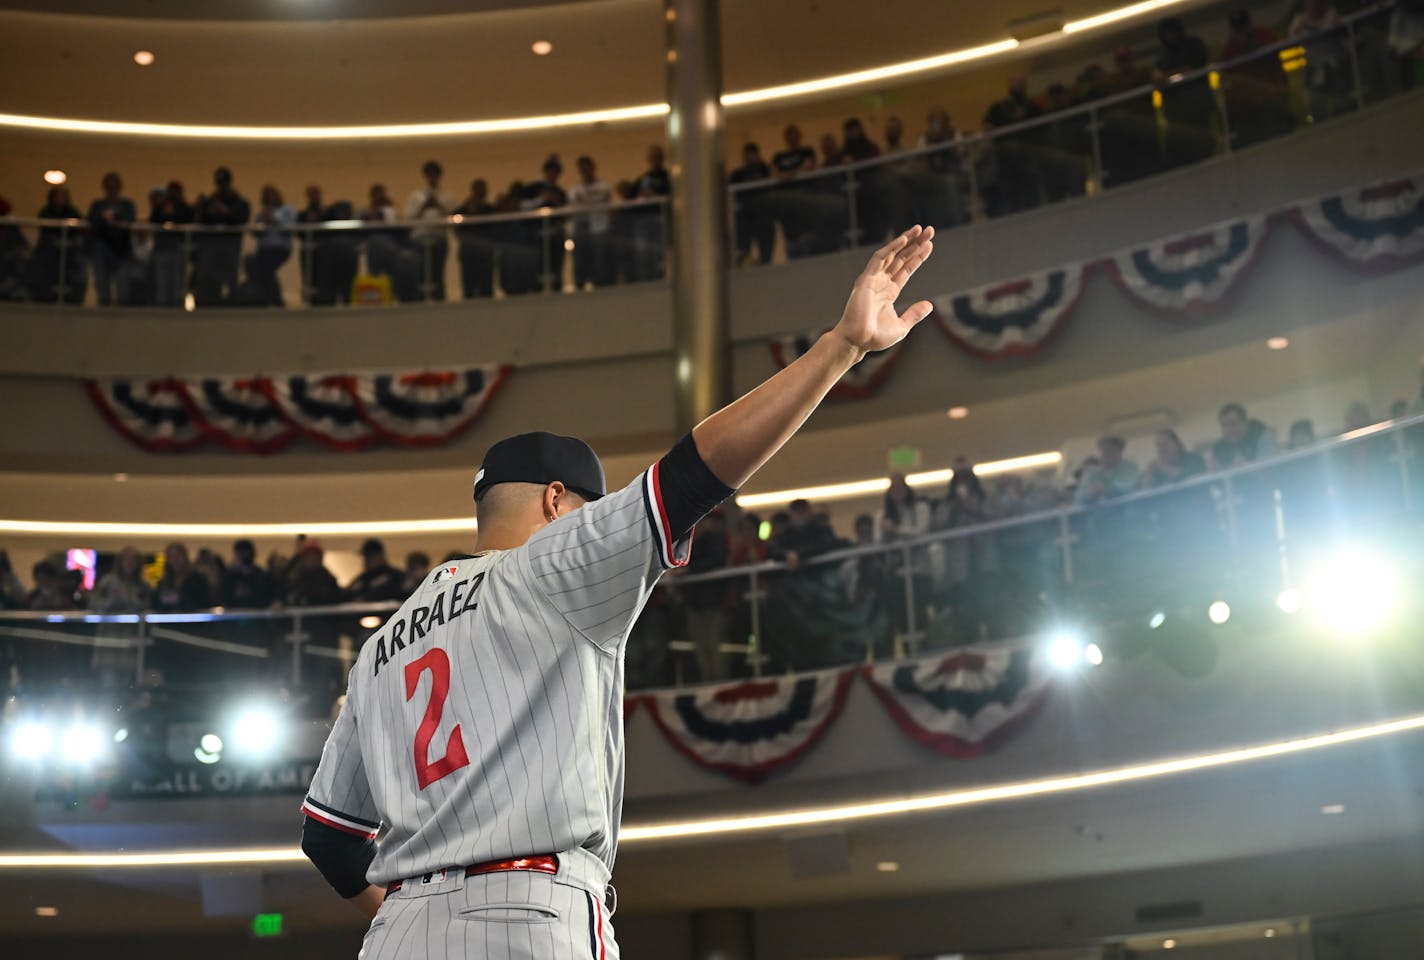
left=1148, top=611, right=1166, bottom=630
left=1084, top=643, right=1104, bottom=666
left=199, top=733, right=223, bottom=755
left=1045, top=629, right=1085, bottom=670
left=43, top=169, right=67, bottom=185
left=358, top=615, right=382, bottom=629
left=60, top=724, right=106, bottom=765
left=1308, top=548, right=1398, bottom=637
left=1207, top=601, right=1231, bottom=625
left=113, top=728, right=129, bottom=743
left=229, top=707, right=282, bottom=759
left=8, top=721, right=53, bottom=762
left=1276, top=587, right=1303, bottom=615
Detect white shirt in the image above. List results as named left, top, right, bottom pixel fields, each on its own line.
left=568, top=179, right=614, bottom=234
left=405, top=186, right=456, bottom=242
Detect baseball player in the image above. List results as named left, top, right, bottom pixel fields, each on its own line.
left=300, top=226, right=936, bottom=958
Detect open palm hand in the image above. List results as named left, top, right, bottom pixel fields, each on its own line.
left=831, top=225, right=936, bottom=356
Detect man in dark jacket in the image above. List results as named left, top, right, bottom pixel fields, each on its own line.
left=193, top=166, right=251, bottom=306
left=221, top=539, right=276, bottom=609
left=87, top=171, right=137, bottom=306
left=345, top=539, right=407, bottom=603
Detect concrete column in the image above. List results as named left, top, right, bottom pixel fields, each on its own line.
left=692, top=907, right=755, bottom=960
left=666, top=0, right=731, bottom=433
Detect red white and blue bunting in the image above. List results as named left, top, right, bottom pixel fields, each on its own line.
left=1293, top=176, right=1424, bottom=271
left=1108, top=217, right=1267, bottom=314
left=86, top=365, right=511, bottom=454
left=860, top=644, right=1049, bottom=758
left=768, top=329, right=906, bottom=399
left=641, top=669, right=855, bottom=784
left=929, top=266, right=1086, bottom=360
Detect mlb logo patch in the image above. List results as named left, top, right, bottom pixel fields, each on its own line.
left=432, top=564, right=459, bottom=584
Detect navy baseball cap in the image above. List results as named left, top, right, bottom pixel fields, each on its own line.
left=473, top=432, right=606, bottom=503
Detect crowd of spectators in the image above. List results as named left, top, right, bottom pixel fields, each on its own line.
left=0, top=4, right=1415, bottom=308
left=7, top=384, right=1419, bottom=696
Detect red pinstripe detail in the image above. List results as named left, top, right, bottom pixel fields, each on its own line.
left=595, top=893, right=607, bottom=960
left=648, top=463, right=686, bottom=568
left=300, top=804, right=378, bottom=840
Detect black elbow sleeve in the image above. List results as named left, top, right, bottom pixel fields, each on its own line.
left=656, top=433, right=737, bottom=541
left=302, top=816, right=377, bottom=899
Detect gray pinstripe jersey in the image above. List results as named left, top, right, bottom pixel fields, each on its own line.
left=302, top=467, right=689, bottom=885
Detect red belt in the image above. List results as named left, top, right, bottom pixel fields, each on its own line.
left=386, top=854, right=559, bottom=893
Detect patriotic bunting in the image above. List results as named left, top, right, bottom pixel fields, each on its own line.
left=184, top=377, right=296, bottom=454
left=1292, top=176, right=1424, bottom=271
left=768, top=330, right=906, bottom=399
left=85, top=365, right=511, bottom=454
left=640, top=669, right=855, bottom=784
left=85, top=379, right=206, bottom=453
left=929, top=266, right=1085, bottom=360
left=1109, top=218, right=1267, bottom=314
left=860, top=644, right=1050, bottom=758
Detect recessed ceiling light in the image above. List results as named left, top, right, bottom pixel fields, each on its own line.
left=133, top=50, right=155, bottom=67
left=112, top=472, right=129, bottom=482
left=1264, top=928, right=1277, bottom=938
left=1162, top=939, right=1177, bottom=950
left=359, top=616, right=382, bottom=629
left=875, top=860, right=899, bottom=872
left=43, top=169, right=67, bottom=185
left=1321, top=803, right=1345, bottom=815
left=1267, top=336, right=1289, bottom=350
left=531, top=40, right=553, bottom=56
left=35, top=906, right=58, bottom=917
left=947, top=406, right=969, bottom=420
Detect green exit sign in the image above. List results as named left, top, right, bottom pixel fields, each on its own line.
left=251, top=913, right=285, bottom=938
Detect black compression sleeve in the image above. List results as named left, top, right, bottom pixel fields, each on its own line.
left=301, top=816, right=377, bottom=899
left=656, top=432, right=737, bottom=542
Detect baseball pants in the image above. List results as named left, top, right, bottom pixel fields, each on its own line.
left=359, top=864, right=617, bottom=959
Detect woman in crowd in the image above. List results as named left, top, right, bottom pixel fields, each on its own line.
left=1142, top=428, right=1207, bottom=487
left=90, top=546, right=152, bottom=614
left=151, top=542, right=213, bottom=613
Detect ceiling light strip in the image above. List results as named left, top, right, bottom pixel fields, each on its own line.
left=734, top=451, right=1062, bottom=509
left=0, top=0, right=1197, bottom=140
left=2, top=709, right=1419, bottom=868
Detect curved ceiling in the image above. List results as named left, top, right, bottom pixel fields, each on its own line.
left=0, top=0, right=583, bottom=20
left=0, top=0, right=1218, bottom=127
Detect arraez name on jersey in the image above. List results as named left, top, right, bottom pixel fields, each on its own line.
left=371, top=570, right=485, bottom=678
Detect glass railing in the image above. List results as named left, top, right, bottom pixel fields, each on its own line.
left=3, top=408, right=1421, bottom=701
left=0, top=3, right=1408, bottom=311
left=726, top=2, right=1404, bottom=256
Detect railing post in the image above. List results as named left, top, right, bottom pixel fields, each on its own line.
left=1345, top=17, right=1366, bottom=112
left=182, top=228, right=193, bottom=310
left=301, top=225, right=314, bottom=307
left=1221, top=474, right=1240, bottom=552
left=747, top=568, right=762, bottom=677
left=1057, top=512, right=1075, bottom=586
left=1087, top=105, right=1105, bottom=194
left=539, top=215, right=552, bottom=294
left=288, top=611, right=305, bottom=687
left=135, top=615, right=148, bottom=684
left=1213, top=72, right=1234, bottom=155
left=900, top=544, right=918, bottom=654
left=1393, top=426, right=1414, bottom=513
left=56, top=222, right=69, bottom=308
left=1272, top=487, right=1293, bottom=589
left=963, top=142, right=984, bottom=223
left=843, top=168, right=859, bottom=248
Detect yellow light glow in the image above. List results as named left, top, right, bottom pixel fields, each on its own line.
left=133, top=50, right=155, bottom=67
left=1063, top=0, right=1191, bottom=33
left=0, top=517, right=476, bottom=538
left=721, top=39, right=1019, bottom=108
left=947, top=406, right=969, bottom=420
left=3, top=710, right=1419, bottom=868
left=0, top=104, right=670, bottom=140
left=735, top=452, right=1062, bottom=509
left=531, top=40, right=553, bottom=56
left=43, top=169, right=67, bottom=185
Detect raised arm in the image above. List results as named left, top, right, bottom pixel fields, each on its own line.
left=692, top=225, right=935, bottom=489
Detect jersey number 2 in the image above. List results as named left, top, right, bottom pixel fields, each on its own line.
left=404, top=649, right=470, bottom=790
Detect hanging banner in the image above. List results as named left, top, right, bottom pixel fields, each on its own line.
left=861, top=644, right=1049, bottom=758
left=87, top=368, right=510, bottom=453
left=1109, top=217, right=1268, bottom=314
left=641, top=669, right=855, bottom=784
left=181, top=376, right=295, bottom=455
left=930, top=265, right=1085, bottom=360
left=85, top=379, right=206, bottom=453
left=352, top=366, right=511, bottom=447
left=1292, top=176, right=1424, bottom=271
left=769, top=330, right=906, bottom=400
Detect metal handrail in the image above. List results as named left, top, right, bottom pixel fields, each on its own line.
left=0, top=195, right=668, bottom=238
